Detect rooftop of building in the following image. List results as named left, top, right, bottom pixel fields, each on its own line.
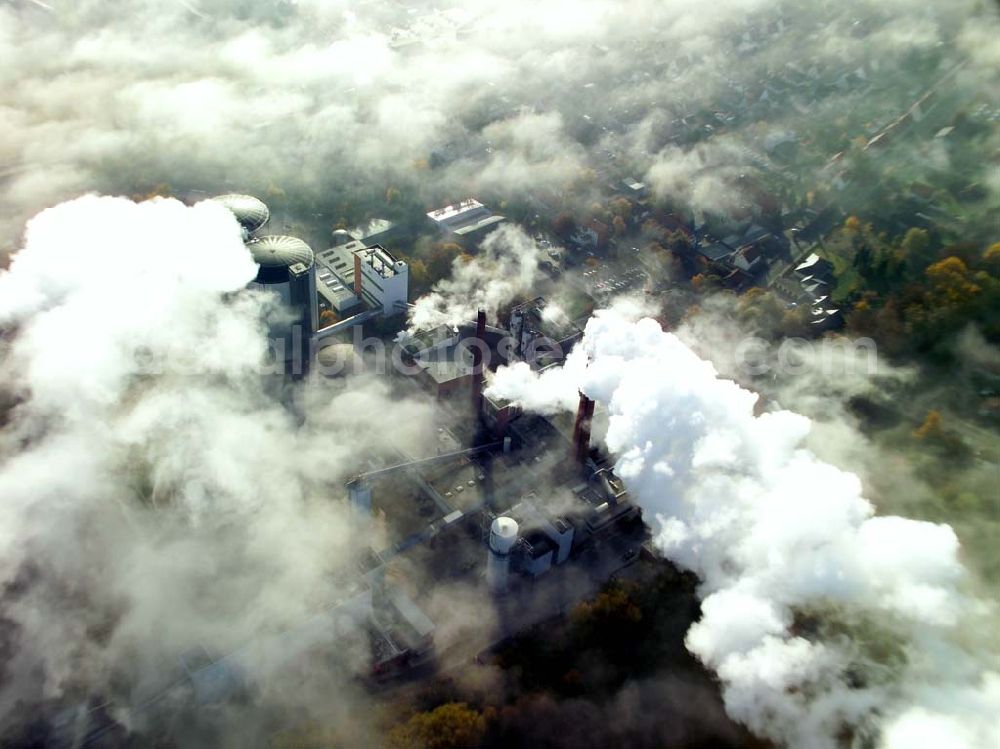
left=247, top=235, right=314, bottom=269
left=698, top=241, right=736, bottom=262
left=521, top=530, right=557, bottom=559
left=451, top=214, right=506, bottom=236
left=356, top=244, right=406, bottom=279
left=405, top=321, right=512, bottom=388
left=426, top=199, right=506, bottom=237
left=404, top=319, right=509, bottom=354
left=316, top=243, right=361, bottom=277
left=427, top=199, right=486, bottom=223
left=513, top=297, right=584, bottom=345
left=315, top=264, right=359, bottom=309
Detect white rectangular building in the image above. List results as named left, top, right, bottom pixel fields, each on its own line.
left=427, top=199, right=505, bottom=240
left=315, top=241, right=408, bottom=317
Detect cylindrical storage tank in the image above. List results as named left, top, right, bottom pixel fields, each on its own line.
left=246, top=235, right=317, bottom=373
left=487, top=517, right=518, bottom=594
left=331, top=228, right=354, bottom=247
left=489, top=517, right=518, bottom=554
left=211, top=194, right=270, bottom=240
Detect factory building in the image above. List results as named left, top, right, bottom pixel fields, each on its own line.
left=315, top=240, right=363, bottom=316
left=509, top=297, right=584, bottom=369
left=482, top=392, right=522, bottom=439
left=427, top=198, right=506, bottom=241
left=504, top=500, right=575, bottom=578
left=314, top=240, right=409, bottom=318
left=482, top=471, right=636, bottom=592
left=353, top=244, right=409, bottom=315
left=402, top=317, right=512, bottom=398
left=214, top=195, right=409, bottom=362
left=369, top=582, right=437, bottom=680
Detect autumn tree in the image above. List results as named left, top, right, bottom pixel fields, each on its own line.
left=983, top=242, right=1000, bottom=272
left=426, top=243, right=464, bottom=282
left=609, top=197, right=632, bottom=220
left=912, top=409, right=970, bottom=460
left=925, top=256, right=981, bottom=306
left=850, top=223, right=906, bottom=295
left=407, top=257, right=431, bottom=296
left=913, top=409, right=944, bottom=441
left=386, top=703, right=487, bottom=749
left=570, top=581, right=642, bottom=647
left=692, top=272, right=722, bottom=293
left=132, top=183, right=172, bottom=202
left=552, top=212, right=577, bottom=240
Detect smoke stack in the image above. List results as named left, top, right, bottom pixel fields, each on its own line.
left=471, top=309, right=486, bottom=416
left=572, top=392, right=595, bottom=465
left=353, top=252, right=363, bottom=299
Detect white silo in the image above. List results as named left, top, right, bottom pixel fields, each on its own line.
left=211, top=193, right=270, bottom=240
left=487, top=516, right=518, bottom=594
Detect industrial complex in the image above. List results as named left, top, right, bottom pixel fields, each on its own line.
left=44, top=195, right=653, bottom=745
left=343, top=364, right=648, bottom=683
left=211, top=194, right=411, bottom=375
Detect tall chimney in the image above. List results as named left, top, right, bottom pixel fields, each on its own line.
left=471, top=309, right=487, bottom=416
left=572, top=392, right=595, bottom=465
left=353, top=251, right=363, bottom=299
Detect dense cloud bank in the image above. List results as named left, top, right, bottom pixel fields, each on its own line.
left=487, top=309, right=1000, bottom=749
left=0, top=196, right=433, bottom=742
left=2, top=0, right=997, bottom=250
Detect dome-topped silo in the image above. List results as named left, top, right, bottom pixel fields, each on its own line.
left=489, top=517, right=519, bottom=555
left=211, top=194, right=270, bottom=237
left=487, top=516, right=519, bottom=594
left=245, top=235, right=317, bottom=375
left=246, top=235, right=314, bottom=283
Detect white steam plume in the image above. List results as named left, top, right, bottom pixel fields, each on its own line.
left=0, top=196, right=433, bottom=740
left=486, top=309, right=1000, bottom=749
left=406, top=223, right=541, bottom=332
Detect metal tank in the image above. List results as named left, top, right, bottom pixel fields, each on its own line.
left=487, top=516, right=519, bottom=594
left=211, top=194, right=270, bottom=239
left=245, top=235, right=318, bottom=374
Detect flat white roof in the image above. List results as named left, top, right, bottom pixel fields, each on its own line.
left=427, top=199, right=485, bottom=223
left=356, top=245, right=404, bottom=279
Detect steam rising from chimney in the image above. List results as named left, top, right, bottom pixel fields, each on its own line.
left=486, top=309, right=1000, bottom=749
left=406, top=225, right=542, bottom=333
